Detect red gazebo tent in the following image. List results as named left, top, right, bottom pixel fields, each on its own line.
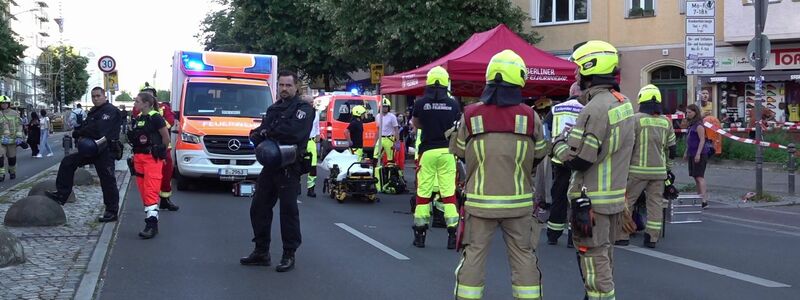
left=381, top=24, right=577, bottom=97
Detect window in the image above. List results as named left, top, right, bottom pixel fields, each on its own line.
left=627, top=0, right=656, bottom=18
left=332, top=99, right=375, bottom=123
left=184, top=83, right=272, bottom=118
left=535, top=0, right=589, bottom=25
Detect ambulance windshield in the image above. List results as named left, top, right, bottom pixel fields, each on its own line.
left=184, top=82, right=272, bottom=118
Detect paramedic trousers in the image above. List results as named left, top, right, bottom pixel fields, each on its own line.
left=373, top=136, right=395, bottom=161
left=159, top=146, right=173, bottom=199
left=455, top=213, right=543, bottom=300
left=250, top=167, right=302, bottom=253
left=306, top=139, right=317, bottom=188
left=547, top=162, right=571, bottom=238
left=572, top=212, right=623, bottom=300
left=56, top=151, right=119, bottom=214
left=622, top=178, right=664, bottom=243
left=414, top=148, right=458, bottom=228
left=134, top=153, right=163, bottom=219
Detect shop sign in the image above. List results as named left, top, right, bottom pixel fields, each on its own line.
left=716, top=46, right=800, bottom=72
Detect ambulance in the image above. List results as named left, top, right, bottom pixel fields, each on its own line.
left=316, top=93, right=379, bottom=159
left=170, top=50, right=277, bottom=190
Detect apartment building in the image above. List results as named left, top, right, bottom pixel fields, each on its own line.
left=3, top=0, right=55, bottom=109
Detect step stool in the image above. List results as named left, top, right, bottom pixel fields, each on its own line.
left=660, top=194, right=703, bottom=238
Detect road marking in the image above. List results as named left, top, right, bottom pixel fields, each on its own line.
left=335, top=223, right=410, bottom=260
left=621, top=245, right=791, bottom=288
left=753, top=207, right=800, bottom=217
left=705, top=212, right=800, bottom=231
left=297, top=200, right=302, bottom=204
left=705, top=218, right=800, bottom=238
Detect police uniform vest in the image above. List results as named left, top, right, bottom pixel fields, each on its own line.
left=128, top=110, right=164, bottom=154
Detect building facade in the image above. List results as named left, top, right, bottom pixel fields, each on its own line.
left=3, top=0, right=55, bottom=110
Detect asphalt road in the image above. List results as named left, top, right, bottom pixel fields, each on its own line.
left=0, top=132, right=69, bottom=191
left=99, top=166, right=800, bottom=300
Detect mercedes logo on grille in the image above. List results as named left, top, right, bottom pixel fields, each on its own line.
left=228, top=139, right=242, bottom=151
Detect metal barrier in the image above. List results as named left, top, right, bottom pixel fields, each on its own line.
left=789, top=143, right=796, bottom=196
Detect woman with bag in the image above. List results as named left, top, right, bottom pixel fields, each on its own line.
left=27, top=112, right=41, bottom=157
left=39, top=109, right=53, bottom=157
left=685, top=104, right=710, bottom=208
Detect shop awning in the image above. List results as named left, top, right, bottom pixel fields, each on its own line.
left=704, top=70, right=800, bottom=84
left=380, top=24, right=577, bottom=97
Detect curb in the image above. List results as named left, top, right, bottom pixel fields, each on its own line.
left=74, top=160, right=132, bottom=300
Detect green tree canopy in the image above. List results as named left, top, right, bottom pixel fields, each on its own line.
left=36, top=45, right=90, bottom=107
left=115, top=91, right=132, bottom=102
left=0, top=1, right=26, bottom=77
left=156, top=90, right=170, bottom=102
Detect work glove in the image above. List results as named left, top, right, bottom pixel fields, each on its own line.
left=622, top=206, right=638, bottom=235
left=1, top=136, right=9, bottom=144
left=249, top=128, right=266, bottom=146
left=570, top=188, right=594, bottom=238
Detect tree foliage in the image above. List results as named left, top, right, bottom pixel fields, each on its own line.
left=36, top=45, right=90, bottom=107
left=156, top=90, right=170, bottom=102
left=0, top=1, right=27, bottom=77
left=115, top=91, right=132, bottom=102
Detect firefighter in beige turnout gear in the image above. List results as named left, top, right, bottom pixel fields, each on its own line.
left=617, top=84, right=677, bottom=248
left=552, top=41, right=635, bottom=300
left=452, top=50, right=548, bottom=300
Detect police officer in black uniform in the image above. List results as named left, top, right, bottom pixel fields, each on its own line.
left=46, top=87, right=123, bottom=222
left=241, top=71, right=314, bottom=273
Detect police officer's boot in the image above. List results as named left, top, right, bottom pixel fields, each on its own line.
left=276, top=249, right=296, bottom=272
left=44, top=190, right=68, bottom=206
left=644, top=233, right=656, bottom=248
left=412, top=225, right=427, bottom=248
left=9, top=172, right=14, bottom=180
left=307, top=186, right=316, bottom=198
left=138, top=217, right=158, bottom=239
left=159, top=197, right=180, bottom=211
left=240, top=249, right=271, bottom=266
left=546, top=229, right=561, bottom=245
left=447, top=227, right=457, bottom=249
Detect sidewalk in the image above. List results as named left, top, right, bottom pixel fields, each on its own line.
left=0, top=157, right=130, bottom=300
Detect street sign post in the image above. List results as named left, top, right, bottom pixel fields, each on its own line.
left=97, top=56, right=116, bottom=73
left=370, top=64, right=384, bottom=85
left=753, top=0, right=770, bottom=196
left=685, top=1, right=716, bottom=76
left=747, top=33, right=771, bottom=69
left=104, top=71, right=119, bottom=93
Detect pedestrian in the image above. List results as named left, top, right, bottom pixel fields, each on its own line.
left=410, top=66, right=461, bottom=249
left=345, top=105, right=366, bottom=160
left=305, top=97, right=320, bottom=198
left=70, top=103, right=87, bottom=131
left=241, top=71, right=314, bottom=273
left=27, top=112, right=41, bottom=157
left=374, top=97, right=400, bottom=163
left=39, top=109, right=53, bottom=157
left=616, top=84, right=677, bottom=248
left=20, top=110, right=29, bottom=137
left=552, top=40, right=636, bottom=300
left=127, top=92, right=170, bottom=238
left=46, top=87, right=123, bottom=223
left=139, top=85, right=179, bottom=211
left=685, top=104, right=710, bottom=208
left=0, top=95, right=24, bottom=181
left=119, top=104, right=130, bottom=135
left=452, top=50, right=547, bottom=300
left=545, top=81, right=584, bottom=247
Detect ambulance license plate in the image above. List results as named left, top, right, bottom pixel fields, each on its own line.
left=219, top=168, right=248, bottom=176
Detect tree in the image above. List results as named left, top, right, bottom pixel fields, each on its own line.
left=318, top=0, right=540, bottom=72
left=37, top=45, right=90, bottom=107
left=156, top=90, right=170, bottom=102
left=115, top=91, right=132, bottom=102
left=0, top=1, right=26, bottom=77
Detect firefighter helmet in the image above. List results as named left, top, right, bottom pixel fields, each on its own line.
left=351, top=105, right=367, bottom=117
left=638, top=84, right=662, bottom=103
left=571, top=40, right=619, bottom=76
left=486, top=49, right=528, bottom=87
left=426, top=66, right=450, bottom=87
left=381, top=97, right=391, bottom=107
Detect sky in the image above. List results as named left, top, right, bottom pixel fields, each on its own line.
left=62, top=0, right=216, bottom=99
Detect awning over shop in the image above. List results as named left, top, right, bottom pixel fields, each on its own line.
left=380, top=24, right=577, bottom=97
left=704, top=70, right=800, bottom=84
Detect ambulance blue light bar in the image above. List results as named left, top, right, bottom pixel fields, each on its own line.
left=179, top=51, right=274, bottom=80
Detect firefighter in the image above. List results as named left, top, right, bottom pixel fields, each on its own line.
left=616, top=84, right=677, bottom=248
left=0, top=95, right=23, bottom=181
left=241, top=71, right=314, bottom=273
left=410, top=66, right=461, bottom=249
left=345, top=105, right=366, bottom=160
left=546, top=82, right=584, bottom=247
left=552, top=40, right=636, bottom=300
left=375, top=97, right=400, bottom=163
left=127, top=92, right=171, bottom=238
left=139, top=85, right=180, bottom=211
left=452, top=50, right=548, bottom=300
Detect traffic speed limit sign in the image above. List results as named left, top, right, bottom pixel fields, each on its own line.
left=98, top=56, right=116, bottom=73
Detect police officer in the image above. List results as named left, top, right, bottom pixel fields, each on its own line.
left=140, top=85, right=179, bottom=211
left=552, top=41, right=636, bottom=300
left=452, top=50, right=548, bottom=300
left=46, top=87, right=123, bottom=223
left=411, top=66, right=461, bottom=249
left=127, top=92, right=171, bottom=238
left=0, top=95, right=24, bottom=181
left=241, top=71, right=314, bottom=273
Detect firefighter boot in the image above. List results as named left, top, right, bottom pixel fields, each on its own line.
left=138, top=217, right=159, bottom=239
left=159, top=197, right=180, bottom=211
left=644, top=233, right=656, bottom=248
left=546, top=229, right=562, bottom=245
left=412, top=225, right=427, bottom=248
left=276, top=249, right=296, bottom=272
left=447, top=227, right=457, bottom=249
left=566, top=229, right=574, bottom=248
left=307, top=186, right=316, bottom=198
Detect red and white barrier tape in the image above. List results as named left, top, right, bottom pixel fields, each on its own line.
left=702, top=121, right=787, bottom=150
left=665, top=114, right=685, bottom=120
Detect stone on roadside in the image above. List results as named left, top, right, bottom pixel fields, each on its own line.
left=3, top=196, right=67, bottom=227
left=28, top=180, right=77, bottom=203
left=0, top=226, right=25, bottom=267
left=74, top=168, right=94, bottom=186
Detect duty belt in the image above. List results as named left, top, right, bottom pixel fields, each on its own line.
left=132, top=147, right=152, bottom=154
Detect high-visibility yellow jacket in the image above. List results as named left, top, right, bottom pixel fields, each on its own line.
left=629, top=113, right=677, bottom=180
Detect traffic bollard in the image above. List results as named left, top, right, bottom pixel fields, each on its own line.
left=788, top=143, right=796, bottom=196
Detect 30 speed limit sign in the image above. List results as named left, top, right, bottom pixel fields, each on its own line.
left=97, top=56, right=116, bottom=73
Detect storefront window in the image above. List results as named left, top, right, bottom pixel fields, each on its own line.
left=717, top=81, right=797, bottom=127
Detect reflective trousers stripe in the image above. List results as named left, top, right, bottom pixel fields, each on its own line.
left=646, top=220, right=662, bottom=230
left=512, top=285, right=542, bottom=299
left=587, top=289, right=616, bottom=300
left=547, top=221, right=565, bottom=231
left=456, top=284, right=484, bottom=299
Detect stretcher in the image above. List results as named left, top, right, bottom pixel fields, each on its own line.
left=321, top=150, right=377, bottom=203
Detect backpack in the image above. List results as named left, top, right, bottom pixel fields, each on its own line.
left=375, top=163, right=406, bottom=194
left=73, top=110, right=85, bottom=126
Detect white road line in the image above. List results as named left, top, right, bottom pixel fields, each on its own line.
left=753, top=207, right=800, bottom=217
left=705, top=212, right=800, bottom=231
left=335, top=223, right=410, bottom=261
left=705, top=218, right=800, bottom=238
left=620, top=245, right=791, bottom=288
